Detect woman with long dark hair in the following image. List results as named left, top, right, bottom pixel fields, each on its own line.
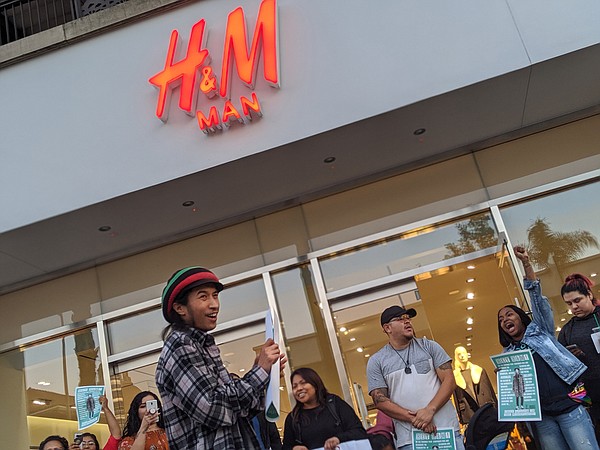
left=282, top=367, right=370, bottom=450
left=497, top=246, right=599, bottom=450
left=118, top=391, right=169, bottom=450
left=558, top=273, right=600, bottom=442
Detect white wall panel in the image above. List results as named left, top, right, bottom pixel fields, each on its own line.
left=0, top=0, right=596, bottom=233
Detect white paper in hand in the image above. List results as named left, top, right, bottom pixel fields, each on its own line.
left=264, top=310, right=281, bottom=422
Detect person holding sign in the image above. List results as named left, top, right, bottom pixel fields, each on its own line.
left=497, top=246, right=599, bottom=450
left=155, top=266, right=285, bottom=450
left=367, top=305, right=463, bottom=450
left=558, top=273, right=600, bottom=442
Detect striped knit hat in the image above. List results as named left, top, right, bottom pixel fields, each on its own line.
left=162, top=267, right=224, bottom=322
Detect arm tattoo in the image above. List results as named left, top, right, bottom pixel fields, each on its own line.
left=438, top=361, right=452, bottom=371
left=371, top=388, right=390, bottom=405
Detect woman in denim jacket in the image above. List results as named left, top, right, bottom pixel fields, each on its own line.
left=497, top=246, right=599, bottom=450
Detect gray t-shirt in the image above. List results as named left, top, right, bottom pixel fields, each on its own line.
left=367, top=337, right=459, bottom=447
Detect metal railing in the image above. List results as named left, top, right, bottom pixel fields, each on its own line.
left=0, top=0, right=127, bottom=45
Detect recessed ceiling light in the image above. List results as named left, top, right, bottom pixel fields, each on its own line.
left=466, top=327, right=473, bottom=331
left=339, top=327, right=347, bottom=332
left=467, top=265, right=475, bottom=270
left=364, top=354, right=370, bottom=358
left=33, top=400, right=46, bottom=405
left=466, top=306, right=474, bottom=310
left=98, top=226, right=111, bottom=232
left=37, top=381, right=50, bottom=386
left=350, top=337, right=356, bottom=342
left=560, top=318, right=566, bottom=322
left=356, top=347, right=364, bottom=353
left=591, top=273, right=597, bottom=277
left=466, top=342, right=472, bottom=346
left=467, top=293, right=475, bottom=300
left=239, top=368, right=245, bottom=372
left=466, top=278, right=475, bottom=283
left=466, top=337, right=472, bottom=341
left=413, top=128, right=426, bottom=135
left=466, top=317, right=474, bottom=325
left=182, top=201, right=195, bottom=207
left=556, top=326, right=561, bottom=332
left=323, top=156, right=336, bottom=163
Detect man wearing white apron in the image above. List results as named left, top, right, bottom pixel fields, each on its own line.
left=367, top=306, right=464, bottom=450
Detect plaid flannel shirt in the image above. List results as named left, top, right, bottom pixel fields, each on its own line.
left=156, top=326, right=269, bottom=449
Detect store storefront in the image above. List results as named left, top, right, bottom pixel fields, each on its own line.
left=0, top=0, right=599, bottom=447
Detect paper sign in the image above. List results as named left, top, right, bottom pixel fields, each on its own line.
left=412, top=428, right=456, bottom=450
left=264, top=309, right=280, bottom=422
left=75, top=385, right=105, bottom=430
left=490, top=349, right=541, bottom=421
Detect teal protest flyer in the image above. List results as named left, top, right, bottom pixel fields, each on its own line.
left=412, top=428, right=456, bottom=450
left=75, top=385, right=105, bottom=430
left=490, top=349, right=541, bottom=421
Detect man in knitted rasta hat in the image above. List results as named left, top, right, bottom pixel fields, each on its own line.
left=155, top=267, right=285, bottom=450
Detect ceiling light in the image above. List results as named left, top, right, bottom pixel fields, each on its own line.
left=364, top=354, right=370, bottom=358
left=350, top=337, right=356, bottom=342
left=556, top=326, right=561, bottom=332
left=339, top=327, right=347, bottom=332
left=239, top=368, right=245, bottom=372
left=567, top=310, right=573, bottom=315
left=33, top=400, right=46, bottom=405
left=467, top=293, right=475, bottom=300
left=413, top=128, right=426, bottom=135
left=466, top=306, right=474, bottom=310
left=466, top=327, right=473, bottom=331
left=561, top=318, right=566, bottom=322
left=356, top=347, right=364, bottom=353
left=98, top=226, right=111, bottom=232
left=182, top=201, right=195, bottom=207
left=37, top=381, right=50, bottom=386
left=591, top=273, right=597, bottom=277
left=466, top=343, right=472, bottom=347
left=467, top=265, right=475, bottom=270
left=323, top=156, right=336, bottom=163
left=466, top=337, right=472, bottom=341
left=466, top=317, right=474, bottom=325
left=466, top=278, right=475, bottom=283
left=279, top=386, right=284, bottom=391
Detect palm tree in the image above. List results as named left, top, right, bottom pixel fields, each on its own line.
left=526, top=217, right=599, bottom=278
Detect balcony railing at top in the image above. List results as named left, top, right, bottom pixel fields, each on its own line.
left=0, top=0, right=127, bottom=46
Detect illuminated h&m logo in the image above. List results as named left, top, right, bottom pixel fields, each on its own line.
left=149, top=0, right=279, bottom=134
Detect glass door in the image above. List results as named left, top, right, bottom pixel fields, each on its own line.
left=330, top=249, right=524, bottom=427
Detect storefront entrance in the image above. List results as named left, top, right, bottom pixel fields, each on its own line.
left=330, top=248, right=524, bottom=426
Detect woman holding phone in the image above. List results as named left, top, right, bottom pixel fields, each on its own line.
left=558, top=273, right=600, bottom=442
left=119, top=391, right=169, bottom=450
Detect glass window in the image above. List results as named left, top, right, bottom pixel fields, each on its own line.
left=320, top=212, right=499, bottom=292
left=500, top=181, right=600, bottom=326
left=106, top=277, right=268, bottom=356
left=271, top=266, right=344, bottom=398
left=0, top=327, right=110, bottom=448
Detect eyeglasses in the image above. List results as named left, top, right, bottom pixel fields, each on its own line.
left=388, top=314, right=411, bottom=324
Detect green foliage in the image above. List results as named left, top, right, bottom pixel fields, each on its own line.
left=445, top=215, right=497, bottom=258
left=526, top=217, right=599, bottom=269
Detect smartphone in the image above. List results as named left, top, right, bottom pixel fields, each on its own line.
left=74, top=433, right=83, bottom=445
left=146, top=399, right=158, bottom=414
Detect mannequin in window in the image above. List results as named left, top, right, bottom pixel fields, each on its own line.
left=452, top=346, right=497, bottom=425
